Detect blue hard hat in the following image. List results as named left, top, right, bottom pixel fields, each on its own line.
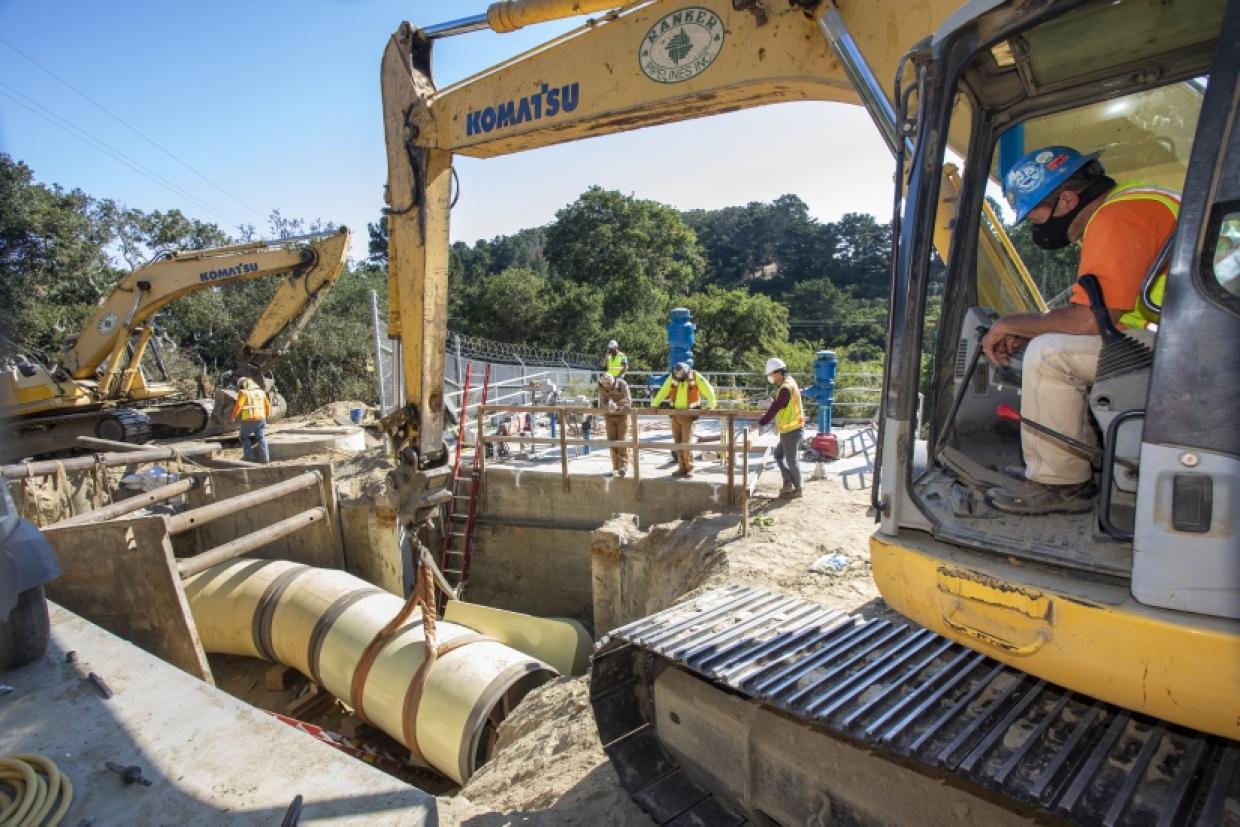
left=1003, top=146, right=1101, bottom=223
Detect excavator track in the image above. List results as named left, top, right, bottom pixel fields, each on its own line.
left=591, top=585, right=1239, bottom=826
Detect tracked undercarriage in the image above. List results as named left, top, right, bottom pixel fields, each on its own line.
left=591, top=586, right=1240, bottom=826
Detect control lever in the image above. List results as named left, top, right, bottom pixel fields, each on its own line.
left=995, top=404, right=1138, bottom=473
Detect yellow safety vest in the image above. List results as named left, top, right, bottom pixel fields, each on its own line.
left=606, top=351, right=627, bottom=376
left=774, top=376, right=805, bottom=434
left=239, top=387, right=268, bottom=421
left=1083, top=181, right=1181, bottom=329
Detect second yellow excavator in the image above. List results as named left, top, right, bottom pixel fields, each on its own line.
left=1, top=227, right=350, bottom=461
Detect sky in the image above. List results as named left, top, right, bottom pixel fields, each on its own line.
left=0, top=1, right=896, bottom=261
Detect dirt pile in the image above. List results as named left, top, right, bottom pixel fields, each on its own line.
left=452, top=676, right=654, bottom=826
left=709, top=476, right=890, bottom=617
left=291, top=400, right=373, bottom=428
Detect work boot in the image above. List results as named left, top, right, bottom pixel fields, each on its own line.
left=672, top=469, right=691, bottom=478
left=779, top=482, right=796, bottom=495
left=786, top=487, right=803, bottom=499
left=985, top=479, right=1096, bottom=515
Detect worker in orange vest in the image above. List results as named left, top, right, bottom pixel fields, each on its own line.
left=652, top=362, right=717, bottom=477
left=230, top=376, right=272, bottom=463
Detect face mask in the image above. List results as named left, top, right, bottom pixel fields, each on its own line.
left=767, top=374, right=776, bottom=385
left=1030, top=175, right=1116, bottom=250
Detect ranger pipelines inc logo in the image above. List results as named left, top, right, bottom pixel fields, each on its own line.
left=640, top=7, right=725, bottom=84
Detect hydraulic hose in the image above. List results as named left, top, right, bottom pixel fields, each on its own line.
left=183, top=559, right=557, bottom=784
left=0, top=755, right=72, bottom=827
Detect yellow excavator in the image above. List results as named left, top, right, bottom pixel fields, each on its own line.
left=379, top=1, right=1239, bottom=823
left=1, top=227, right=350, bottom=460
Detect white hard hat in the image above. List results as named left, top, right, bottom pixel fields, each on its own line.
left=607, top=339, right=619, bottom=349
left=765, top=357, right=787, bottom=375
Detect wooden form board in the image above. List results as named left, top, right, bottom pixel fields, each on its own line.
left=179, top=464, right=342, bottom=570
left=42, top=517, right=213, bottom=683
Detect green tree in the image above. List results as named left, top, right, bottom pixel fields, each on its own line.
left=545, top=186, right=703, bottom=316
left=683, top=286, right=789, bottom=371
left=0, top=153, right=119, bottom=359
left=455, top=266, right=552, bottom=343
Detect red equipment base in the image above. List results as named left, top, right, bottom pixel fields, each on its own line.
left=811, top=432, right=838, bottom=460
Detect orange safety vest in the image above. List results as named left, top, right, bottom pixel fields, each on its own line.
left=1083, top=181, right=1181, bottom=329
left=667, top=373, right=701, bottom=407
left=239, top=387, right=268, bottom=421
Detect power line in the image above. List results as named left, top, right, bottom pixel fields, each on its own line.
left=0, top=36, right=266, bottom=221
left=0, top=82, right=241, bottom=226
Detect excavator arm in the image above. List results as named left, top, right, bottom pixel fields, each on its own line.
left=378, top=0, right=961, bottom=525
left=63, top=227, right=351, bottom=394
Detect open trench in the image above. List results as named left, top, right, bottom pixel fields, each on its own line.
left=7, top=425, right=884, bottom=823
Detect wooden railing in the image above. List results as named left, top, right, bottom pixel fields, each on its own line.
left=475, top=405, right=773, bottom=506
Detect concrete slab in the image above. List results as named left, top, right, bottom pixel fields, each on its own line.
left=0, top=604, right=438, bottom=826
left=266, top=426, right=366, bottom=459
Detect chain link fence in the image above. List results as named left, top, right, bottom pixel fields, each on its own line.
left=371, top=292, right=881, bottom=425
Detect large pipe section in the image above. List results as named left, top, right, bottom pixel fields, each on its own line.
left=183, top=559, right=556, bottom=784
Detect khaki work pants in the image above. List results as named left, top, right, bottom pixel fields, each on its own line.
left=670, top=413, right=698, bottom=473
left=605, top=414, right=628, bottom=471
left=1019, top=331, right=1152, bottom=484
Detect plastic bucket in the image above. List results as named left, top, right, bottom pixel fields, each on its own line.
left=349, top=407, right=364, bottom=425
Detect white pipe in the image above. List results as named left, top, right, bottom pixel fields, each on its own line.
left=183, top=559, right=556, bottom=784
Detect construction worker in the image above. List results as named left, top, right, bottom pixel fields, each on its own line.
left=753, top=357, right=805, bottom=498
left=597, top=373, right=632, bottom=477
left=604, top=340, right=628, bottom=378
left=981, top=146, right=1178, bottom=514
left=230, top=377, right=272, bottom=463
left=652, top=362, right=717, bottom=477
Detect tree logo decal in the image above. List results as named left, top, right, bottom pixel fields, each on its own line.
left=640, top=7, right=725, bottom=84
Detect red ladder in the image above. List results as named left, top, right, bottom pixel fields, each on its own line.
left=441, top=363, right=490, bottom=599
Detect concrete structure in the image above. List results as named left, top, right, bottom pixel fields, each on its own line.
left=39, top=465, right=339, bottom=681
left=466, top=424, right=766, bottom=620
left=0, top=605, right=438, bottom=825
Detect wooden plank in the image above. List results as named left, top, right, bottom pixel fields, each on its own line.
left=630, top=410, right=640, bottom=501
left=42, top=517, right=213, bottom=682
left=741, top=428, right=751, bottom=537
left=726, top=414, right=735, bottom=504
left=558, top=407, right=569, bottom=493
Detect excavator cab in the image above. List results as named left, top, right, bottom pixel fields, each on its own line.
left=876, top=0, right=1239, bottom=738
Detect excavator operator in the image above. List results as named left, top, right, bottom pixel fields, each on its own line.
left=980, top=145, right=1179, bottom=515
left=230, top=377, right=273, bottom=464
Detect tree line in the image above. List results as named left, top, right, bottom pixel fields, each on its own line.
left=8, top=153, right=1068, bottom=414
left=369, top=187, right=903, bottom=377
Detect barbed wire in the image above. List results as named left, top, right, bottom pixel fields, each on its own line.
left=448, top=331, right=597, bottom=369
